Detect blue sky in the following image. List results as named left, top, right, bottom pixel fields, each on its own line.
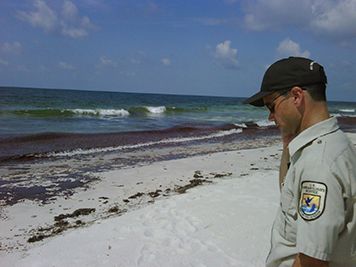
left=0, top=0, right=356, bottom=101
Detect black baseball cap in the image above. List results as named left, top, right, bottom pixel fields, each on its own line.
left=243, top=57, right=328, bottom=106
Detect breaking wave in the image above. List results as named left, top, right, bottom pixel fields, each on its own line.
left=0, top=105, right=213, bottom=118
left=69, top=109, right=130, bottom=116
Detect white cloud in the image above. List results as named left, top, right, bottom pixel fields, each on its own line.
left=277, top=38, right=311, bottom=58
left=243, top=0, right=311, bottom=31
left=311, top=0, right=356, bottom=38
left=17, top=0, right=58, bottom=32
left=60, top=1, right=95, bottom=38
left=161, top=57, right=171, bottom=66
left=17, top=0, right=95, bottom=39
left=214, top=40, right=238, bottom=69
left=59, top=61, right=75, bottom=70
left=243, top=0, right=356, bottom=40
left=0, top=41, right=22, bottom=55
left=62, top=0, right=78, bottom=20
left=97, top=56, right=117, bottom=68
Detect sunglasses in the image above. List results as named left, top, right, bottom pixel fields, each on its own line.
left=265, top=89, right=290, bottom=113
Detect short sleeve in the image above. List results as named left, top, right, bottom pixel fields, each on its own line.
left=296, top=163, right=345, bottom=260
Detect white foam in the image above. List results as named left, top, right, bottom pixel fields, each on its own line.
left=332, top=113, right=356, bottom=118
left=145, top=106, right=166, bottom=114
left=98, top=109, right=130, bottom=116
left=234, top=123, right=248, bottom=128
left=47, top=128, right=243, bottom=158
left=67, top=109, right=130, bottom=117
left=69, top=109, right=97, bottom=115
left=256, top=120, right=275, bottom=127
left=339, top=109, right=355, bottom=113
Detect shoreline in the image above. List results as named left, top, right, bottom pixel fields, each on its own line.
left=1, top=133, right=355, bottom=266
left=0, top=132, right=280, bottom=206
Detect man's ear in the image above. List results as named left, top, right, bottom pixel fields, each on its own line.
left=290, top=86, right=304, bottom=107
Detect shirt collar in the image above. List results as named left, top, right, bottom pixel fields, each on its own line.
left=288, top=117, right=339, bottom=158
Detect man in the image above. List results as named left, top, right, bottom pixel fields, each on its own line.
left=244, top=57, right=356, bottom=267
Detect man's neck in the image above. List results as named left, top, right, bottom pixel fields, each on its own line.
left=299, top=101, right=330, bottom=133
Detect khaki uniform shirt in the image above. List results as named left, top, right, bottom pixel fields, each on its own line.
left=266, top=117, right=356, bottom=267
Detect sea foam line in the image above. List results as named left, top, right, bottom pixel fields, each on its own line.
left=66, top=106, right=168, bottom=116
left=47, top=128, right=243, bottom=158
left=256, top=120, right=275, bottom=127
left=67, top=109, right=130, bottom=116
left=332, top=113, right=356, bottom=118
left=339, top=109, right=355, bottom=113
left=145, top=106, right=166, bottom=114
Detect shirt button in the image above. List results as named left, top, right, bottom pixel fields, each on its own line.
left=317, top=140, right=322, bottom=144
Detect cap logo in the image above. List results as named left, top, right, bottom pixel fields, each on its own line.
left=310, top=61, right=315, bottom=71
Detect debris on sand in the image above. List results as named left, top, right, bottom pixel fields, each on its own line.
left=175, top=179, right=210, bottom=194
left=148, top=190, right=162, bottom=198
left=193, top=170, right=204, bottom=178
left=28, top=208, right=95, bottom=243
left=54, top=208, right=95, bottom=221
left=128, top=192, right=144, bottom=199
left=108, top=206, right=119, bottom=213
left=175, top=171, right=232, bottom=194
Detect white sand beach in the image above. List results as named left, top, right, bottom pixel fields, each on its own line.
left=1, top=133, right=355, bottom=267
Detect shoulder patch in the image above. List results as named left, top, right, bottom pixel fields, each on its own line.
left=299, top=181, right=327, bottom=221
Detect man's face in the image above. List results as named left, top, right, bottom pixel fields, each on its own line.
left=263, top=90, right=300, bottom=137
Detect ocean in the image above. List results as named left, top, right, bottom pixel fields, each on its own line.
left=1, top=86, right=355, bottom=205
left=0, top=87, right=270, bottom=135
left=1, top=86, right=356, bottom=161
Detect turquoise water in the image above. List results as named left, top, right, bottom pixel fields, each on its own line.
left=0, top=87, right=265, bottom=135
left=1, top=86, right=355, bottom=136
